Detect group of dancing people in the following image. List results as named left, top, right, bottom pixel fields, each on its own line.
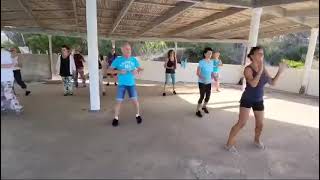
left=56, top=45, right=118, bottom=96
left=1, top=42, right=287, bottom=152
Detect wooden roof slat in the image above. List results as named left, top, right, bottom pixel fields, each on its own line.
left=285, top=8, right=319, bottom=17
left=264, top=6, right=318, bottom=27
left=72, top=0, right=79, bottom=33
left=134, top=1, right=195, bottom=37
left=109, top=0, right=135, bottom=35
left=1, top=0, right=318, bottom=41
left=164, top=7, right=245, bottom=36
left=254, top=0, right=316, bottom=8
left=16, top=0, right=39, bottom=27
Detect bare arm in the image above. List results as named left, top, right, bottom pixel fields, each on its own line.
left=264, top=64, right=286, bottom=86
left=164, top=59, right=168, bottom=68
left=137, top=67, right=144, bottom=72
left=244, top=66, right=263, bottom=88
left=197, top=66, right=204, bottom=80
left=1, top=63, right=14, bottom=68
left=219, top=59, right=223, bottom=66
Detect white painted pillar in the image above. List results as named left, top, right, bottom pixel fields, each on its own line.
left=174, top=41, right=178, bottom=52
left=299, top=28, right=319, bottom=94
left=48, top=35, right=53, bottom=79
left=242, top=8, right=263, bottom=90
left=111, top=40, right=116, bottom=49
left=86, top=0, right=100, bottom=111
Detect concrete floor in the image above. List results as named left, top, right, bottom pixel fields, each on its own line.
left=1, top=81, right=319, bottom=179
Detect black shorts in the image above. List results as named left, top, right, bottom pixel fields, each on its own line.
left=240, top=100, right=264, bottom=111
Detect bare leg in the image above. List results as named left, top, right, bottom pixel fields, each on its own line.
left=114, top=101, right=122, bottom=118
left=132, top=99, right=140, bottom=116
left=216, top=80, right=220, bottom=91
left=253, top=110, right=264, bottom=144
left=226, top=107, right=251, bottom=147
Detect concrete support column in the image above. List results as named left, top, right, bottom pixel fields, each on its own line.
left=174, top=41, right=178, bottom=52
left=86, top=0, right=100, bottom=111
left=242, top=8, right=262, bottom=90
left=48, top=35, right=54, bottom=79
left=111, top=40, right=116, bottom=49
left=299, top=28, right=319, bottom=94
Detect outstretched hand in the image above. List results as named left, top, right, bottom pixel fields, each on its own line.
left=278, top=62, right=288, bottom=73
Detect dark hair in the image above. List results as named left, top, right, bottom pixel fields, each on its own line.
left=62, top=45, right=70, bottom=50
left=247, top=46, right=263, bottom=60
left=167, top=49, right=177, bottom=69
left=203, top=47, right=213, bottom=59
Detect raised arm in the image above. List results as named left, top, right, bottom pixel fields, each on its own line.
left=264, top=63, right=286, bottom=86
left=244, top=66, right=264, bottom=88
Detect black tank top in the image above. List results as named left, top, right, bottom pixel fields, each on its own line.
left=166, top=59, right=175, bottom=74
left=241, top=66, right=270, bottom=102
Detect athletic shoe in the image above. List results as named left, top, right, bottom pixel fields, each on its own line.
left=173, top=90, right=177, bottom=95
left=114, top=82, right=118, bottom=86
left=25, top=91, right=31, bottom=96
left=107, top=83, right=110, bottom=86
left=202, top=107, right=209, bottom=114
left=136, top=116, right=143, bottom=124
left=254, top=141, right=265, bottom=150
left=162, top=93, right=166, bottom=96
left=112, top=119, right=119, bottom=127
left=196, top=111, right=203, bottom=118
left=64, top=93, right=68, bottom=96
left=224, top=145, right=239, bottom=154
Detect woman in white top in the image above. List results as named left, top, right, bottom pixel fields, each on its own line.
left=10, top=48, right=31, bottom=96
left=1, top=47, right=23, bottom=114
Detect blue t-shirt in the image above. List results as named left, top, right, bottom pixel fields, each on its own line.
left=213, top=59, right=221, bottom=73
left=111, top=56, right=140, bottom=86
left=198, top=59, right=214, bottom=84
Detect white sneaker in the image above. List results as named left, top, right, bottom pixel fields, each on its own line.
left=224, top=145, right=239, bottom=154
left=254, top=141, right=265, bottom=150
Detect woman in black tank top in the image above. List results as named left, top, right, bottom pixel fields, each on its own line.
left=225, top=46, right=287, bottom=153
left=163, top=50, right=177, bottom=96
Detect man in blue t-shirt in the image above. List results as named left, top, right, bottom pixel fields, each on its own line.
left=110, top=42, right=144, bottom=127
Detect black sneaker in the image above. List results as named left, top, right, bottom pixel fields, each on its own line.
left=107, top=83, right=110, bottom=86
left=25, top=91, right=31, bottom=96
left=64, top=93, right=68, bottom=96
left=69, top=93, right=73, bottom=96
left=202, top=107, right=209, bottom=114
left=112, top=119, right=119, bottom=127
left=136, top=116, right=143, bottom=124
left=173, top=90, right=177, bottom=95
left=114, top=82, right=118, bottom=86
left=162, top=93, right=166, bottom=96
left=196, top=111, right=203, bottom=118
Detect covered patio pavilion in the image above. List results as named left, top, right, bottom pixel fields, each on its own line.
left=1, top=0, right=319, bottom=179
left=1, top=0, right=319, bottom=111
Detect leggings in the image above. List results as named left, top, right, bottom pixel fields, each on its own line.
left=198, top=82, right=211, bottom=104
left=13, top=70, right=27, bottom=89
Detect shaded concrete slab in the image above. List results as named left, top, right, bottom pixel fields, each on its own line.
left=1, top=81, right=319, bottom=179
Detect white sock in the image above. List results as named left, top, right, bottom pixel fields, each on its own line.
left=136, top=114, right=140, bottom=117
left=114, top=116, right=119, bottom=120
